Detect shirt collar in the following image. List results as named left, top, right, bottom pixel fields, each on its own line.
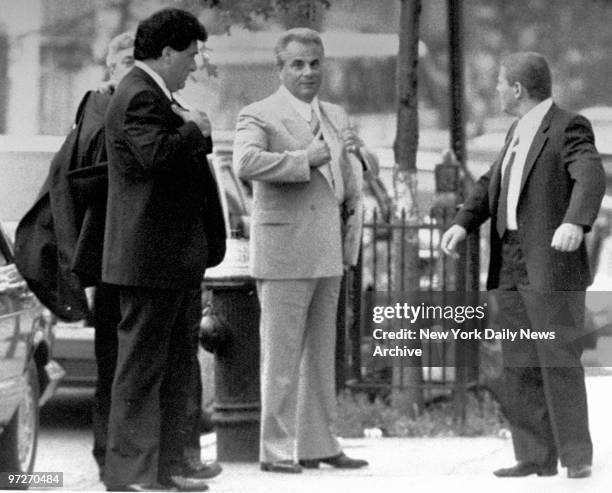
left=516, top=97, right=553, bottom=135
left=279, top=85, right=320, bottom=122
left=135, top=60, right=172, bottom=100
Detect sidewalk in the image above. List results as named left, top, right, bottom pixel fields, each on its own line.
left=196, top=375, right=612, bottom=493
left=59, top=374, right=611, bottom=492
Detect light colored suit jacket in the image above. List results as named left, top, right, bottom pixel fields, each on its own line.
left=233, top=88, right=363, bottom=279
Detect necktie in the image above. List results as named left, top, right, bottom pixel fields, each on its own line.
left=496, top=135, right=520, bottom=239
left=310, top=110, right=320, bottom=136
left=310, top=109, right=335, bottom=191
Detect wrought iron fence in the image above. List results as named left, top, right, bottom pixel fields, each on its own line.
left=337, top=207, right=481, bottom=409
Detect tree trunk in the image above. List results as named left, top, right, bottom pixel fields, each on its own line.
left=391, top=0, right=423, bottom=416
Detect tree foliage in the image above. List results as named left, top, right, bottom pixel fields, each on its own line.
left=184, top=0, right=330, bottom=30
left=463, top=0, right=612, bottom=131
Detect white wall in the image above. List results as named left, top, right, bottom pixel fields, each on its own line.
left=1, top=0, right=42, bottom=135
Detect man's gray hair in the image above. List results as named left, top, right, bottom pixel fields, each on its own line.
left=274, top=28, right=324, bottom=67
left=106, top=31, right=135, bottom=69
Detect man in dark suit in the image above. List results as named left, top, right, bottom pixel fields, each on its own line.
left=103, top=9, right=225, bottom=491
left=441, top=52, right=604, bottom=480
left=16, top=30, right=221, bottom=486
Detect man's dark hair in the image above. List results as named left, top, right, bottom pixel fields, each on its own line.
left=501, top=52, right=552, bottom=101
left=134, top=8, right=207, bottom=61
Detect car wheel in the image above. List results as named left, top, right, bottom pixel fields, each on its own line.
left=0, top=359, right=39, bottom=475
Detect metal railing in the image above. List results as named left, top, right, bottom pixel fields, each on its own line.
left=337, top=207, right=481, bottom=410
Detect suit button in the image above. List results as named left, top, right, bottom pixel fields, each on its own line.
left=310, top=205, right=316, bottom=211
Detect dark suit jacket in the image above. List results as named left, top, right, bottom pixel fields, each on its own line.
left=103, top=67, right=226, bottom=289
left=14, top=91, right=111, bottom=320
left=455, top=104, right=605, bottom=291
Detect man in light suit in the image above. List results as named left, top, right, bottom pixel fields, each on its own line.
left=441, top=52, right=604, bottom=480
left=233, top=28, right=368, bottom=473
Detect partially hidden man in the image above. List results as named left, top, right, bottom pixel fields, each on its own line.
left=15, top=32, right=136, bottom=479
left=441, top=52, right=604, bottom=480
left=102, top=9, right=225, bottom=492
left=233, top=28, right=368, bottom=473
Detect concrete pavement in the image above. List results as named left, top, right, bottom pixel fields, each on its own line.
left=35, top=374, right=611, bottom=492
left=195, top=374, right=612, bottom=493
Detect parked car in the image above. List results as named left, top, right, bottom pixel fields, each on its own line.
left=0, top=221, right=64, bottom=474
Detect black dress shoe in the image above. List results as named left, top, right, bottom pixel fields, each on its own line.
left=299, top=452, right=369, bottom=469
left=158, top=474, right=209, bottom=491
left=183, top=448, right=223, bottom=479
left=493, top=462, right=558, bottom=477
left=106, top=483, right=177, bottom=492
left=260, top=460, right=303, bottom=473
left=567, top=464, right=591, bottom=478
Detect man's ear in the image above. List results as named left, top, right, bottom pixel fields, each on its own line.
left=160, top=46, right=173, bottom=65
left=513, top=82, right=523, bottom=100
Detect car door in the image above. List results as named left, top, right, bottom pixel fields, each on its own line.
left=0, top=233, right=29, bottom=426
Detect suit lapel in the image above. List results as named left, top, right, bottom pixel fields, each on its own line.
left=132, top=67, right=180, bottom=123
left=519, top=104, right=554, bottom=193
left=270, top=90, right=313, bottom=144
left=133, top=67, right=170, bottom=103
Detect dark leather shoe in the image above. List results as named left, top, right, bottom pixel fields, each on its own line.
left=183, top=460, right=222, bottom=480
left=493, top=462, right=557, bottom=477
left=183, top=448, right=222, bottom=479
left=106, top=483, right=177, bottom=492
left=158, top=474, right=209, bottom=491
left=300, top=452, right=369, bottom=469
left=260, top=460, right=302, bottom=473
left=567, top=464, right=591, bottom=478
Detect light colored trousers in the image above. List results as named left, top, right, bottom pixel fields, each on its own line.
left=257, top=277, right=343, bottom=462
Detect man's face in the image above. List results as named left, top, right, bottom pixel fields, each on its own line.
left=109, top=47, right=134, bottom=83
left=279, top=40, right=323, bottom=103
left=496, top=66, right=519, bottom=116
left=164, top=41, right=199, bottom=92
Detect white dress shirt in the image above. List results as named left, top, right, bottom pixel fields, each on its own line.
left=278, top=85, right=339, bottom=198
left=502, top=97, right=553, bottom=230
left=278, top=84, right=321, bottom=123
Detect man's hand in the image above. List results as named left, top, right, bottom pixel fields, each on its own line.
left=306, top=130, right=331, bottom=168
left=440, top=224, right=467, bottom=258
left=551, top=223, right=583, bottom=252
left=171, top=105, right=211, bottom=137
left=341, top=127, right=363, bottom=154
left=0, top=264, right=26, bottom=293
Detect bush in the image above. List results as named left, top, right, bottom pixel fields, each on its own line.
left=334, top=388, right=506, bottom=438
